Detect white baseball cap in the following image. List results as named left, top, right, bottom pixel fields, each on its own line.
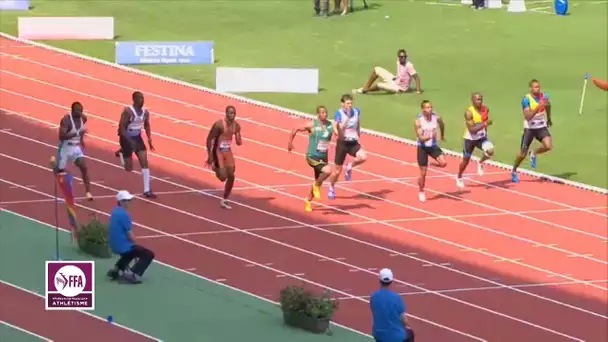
left=116, top=190, right=134, bottom=202
left=379, top=268, right=394, bottom=283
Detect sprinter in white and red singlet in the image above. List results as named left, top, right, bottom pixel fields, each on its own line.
left=414, top=100, right=447, bottom=203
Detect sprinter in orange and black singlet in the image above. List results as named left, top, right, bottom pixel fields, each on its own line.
left=206, top=105, right=242, bottom=209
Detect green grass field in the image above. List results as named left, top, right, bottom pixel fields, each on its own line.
left=1, top=0, right=607, bottom=187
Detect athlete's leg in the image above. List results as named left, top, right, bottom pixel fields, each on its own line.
left=329, top=142, right=347, bottom=199
left=345, top=145, right=367, bottom=181
left=135, top=150, right=155, bottom=197
left=512, top=130, right=533, bottom=182
left=431, top=148, right=447, bottom=168
left=457, top=140, right=474, bottom=182
left=417, top=146, right=429, bottom=202
left=310, top=164, right=332, bottom=201
left=74, top=156, right=93, bottom=200
left=220, top=165, right=235, bottom=210
left=530, top=130, right=552, bottom=169
left=119, top=137, right=134, bottom=171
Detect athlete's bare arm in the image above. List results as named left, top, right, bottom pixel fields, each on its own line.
left=234, top=122, right=243, bottom=146
left=545, top=100, right=552, bottom=126
left=206, top=120, right=223, bottom=163
left=143, top=110, right=154, bottom=150
left=119, top=108, right=132, bottom=140
left=58, top=116, right=76, bottom=141
left=465, top=110, right=491, bottom=133
left=287, top=121, right=314, bottom=152
left=414, top=119, right=430, bottom=142
left=522, top=96, right=548, bottom=121
left=437, top=115, right=446, bottom=141
left=80, top=115, right=88, bottom=147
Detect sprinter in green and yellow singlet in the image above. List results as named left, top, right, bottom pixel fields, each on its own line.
left=288, top=106, right=334, bottom=212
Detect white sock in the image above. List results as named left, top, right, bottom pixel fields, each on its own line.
left=142, top=168, right=151, bottom=193
left=346, top=163, right=353, bottom=171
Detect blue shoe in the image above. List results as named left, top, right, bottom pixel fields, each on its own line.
left=328, top=188, right=336, bottom=200
left=345, top=167, right=352, bottom=181
left=530, top=153, right=537, bottom=169
left=511, top=171, right=519, bottom=183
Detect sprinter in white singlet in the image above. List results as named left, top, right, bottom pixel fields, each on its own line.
left=414, top=100, right=447, bottom=203
left=511, top=79, right=553, bottom=183
left=327, top=94, right=368, bottom=200
left=116, top=91, right=157, bottom=198
left=53, top=102, right=93, bottom=200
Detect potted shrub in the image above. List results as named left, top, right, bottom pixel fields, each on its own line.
left=78, top=215, right=112, bottom=258
left=279, top=285, right=339, bottom=334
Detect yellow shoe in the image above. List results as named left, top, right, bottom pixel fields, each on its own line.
left=312, top=183, right=321, bottom=200
left=305, top=200, right=312, bottom=212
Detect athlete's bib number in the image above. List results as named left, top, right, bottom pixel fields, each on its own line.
left=219, top=141, right=231, bottom=152
left=316, top=140, right=329, bottom=152
left=344, top=128, right=358, bottom=141
left=422, top=128, right=435, bottom=146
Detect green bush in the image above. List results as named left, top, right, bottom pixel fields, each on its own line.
left=279, top=285, right=339, bottom=319
left=78, top=216, right=111, bottom=258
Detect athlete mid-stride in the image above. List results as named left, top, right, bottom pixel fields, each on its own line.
left=53, top=101, right=93, bottom=200
left=115, top=91, right=157, bottom=198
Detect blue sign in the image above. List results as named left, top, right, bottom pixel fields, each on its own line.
left=0, top=0, right=30, bottom=10
left=554, top=0, right=568, bottom=16
left=115, top=41, right=214, bottom=65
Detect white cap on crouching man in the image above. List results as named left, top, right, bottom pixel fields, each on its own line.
left=116, top=190, right=134, bottom=202
left=379, top=268, right=394, bottom=284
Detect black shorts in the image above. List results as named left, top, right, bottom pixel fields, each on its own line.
left=374, top=328, right=415, bottom=342
left=119, top=135, right=146, bottom=158
left=335, top=140, right=361, bottom=166
left=463, top=137, right=488, bottom=158
left=307, top=156, right=328, bottom=179
left=417, top=145, right=443, bottom=167
left=520, top=127, right=551, bottom=152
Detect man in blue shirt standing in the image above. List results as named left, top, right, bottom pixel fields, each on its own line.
left=370, top=268, right=414, bottom=342
left=107, top=190, right=155, bottom=284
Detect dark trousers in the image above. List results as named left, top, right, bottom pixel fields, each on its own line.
left=115, top=245, right=155, bottom=276
left=374, top=328, right=415, bottom=342
left=473, top=0, right=485, bottom=7
left=314, top=0, right=329, bottom=13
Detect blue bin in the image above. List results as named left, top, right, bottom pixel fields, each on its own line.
left=554, top=0, right=568, bottom=16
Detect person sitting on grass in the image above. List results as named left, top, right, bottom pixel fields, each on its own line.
left=107, top=190, right=155, bottom=284
left=352, top=49, right=421, bottom=95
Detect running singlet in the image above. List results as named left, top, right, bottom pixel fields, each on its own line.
left=126, top=106, right=147, bottom=137
left=463, top=105, right=489, bottom=140
left=334, top=108, right=361, bottom=142
left=306, top=119, right=333, bottom=160
left=417, top=113, right=439, bottom=147
left=522, top=93, right=549, bottom=129
left=61, top=114, right=85, bottom=147
left=216, top=119, right=236, bottom=152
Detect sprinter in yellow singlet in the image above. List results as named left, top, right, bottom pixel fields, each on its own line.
left=456, top=93, right=494, bottom=188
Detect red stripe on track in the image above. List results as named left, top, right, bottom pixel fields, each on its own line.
left=0, top=282, right=152, bottom=342
left=1, top=37, right=607, bottom=341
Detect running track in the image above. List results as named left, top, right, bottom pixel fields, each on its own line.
left=0, top=34, right=607, bottom=341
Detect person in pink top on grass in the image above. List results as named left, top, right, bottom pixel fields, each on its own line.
left=353, top=49, right=422, bottom=95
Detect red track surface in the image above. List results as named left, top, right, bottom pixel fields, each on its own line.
left=1, top=37, right=607, bottom=341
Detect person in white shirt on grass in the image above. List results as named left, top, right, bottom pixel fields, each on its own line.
left=353, top=49, right=422, bottom=95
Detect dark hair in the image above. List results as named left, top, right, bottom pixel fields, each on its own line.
left=397, top=49, right=407, bottom=56
left=529, top=79, right=539, bottom=87
left=380, top=280, right=392, bottom=287
left=71, top=102, right=82, bottom=111
left=132, top=91, right=143, bottom=100
left=226, top=105, right=236, bottom=113
left=316, top=105, right=327, bottom=113
left=420, top=100, right=431, bottom=108
left=340, top=94, right=353, bottom=103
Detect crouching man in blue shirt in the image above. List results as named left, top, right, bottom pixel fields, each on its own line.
left=370, top=268, right=414, bottom=342
left=107, top=190, right=155, bottom=284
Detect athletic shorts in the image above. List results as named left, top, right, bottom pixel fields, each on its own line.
left=212, top=141, right=235, bottom=170
left=306, top=156, right=328, bottom=179
left=119, top=135, right=146, bottom=158
left=417, top=145, right=443, bottom=167
left=520, top=127, right=551, bottom=153
left=56, top=143, right=84, bottom=170
left=335, top=140, right=361, bottom=166
left=463, top=137, right=493, bottom=158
